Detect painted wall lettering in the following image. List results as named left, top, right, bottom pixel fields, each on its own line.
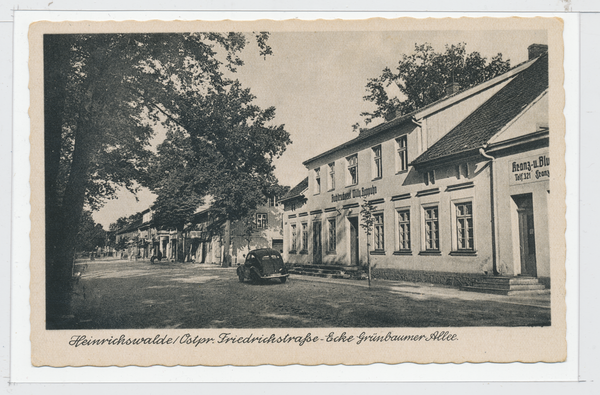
left=509, top=154, right=550, bottom=185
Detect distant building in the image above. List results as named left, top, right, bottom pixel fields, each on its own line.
left=184, top=197, right=285, bottom=265
left=283, top=45, right=550, bottom=293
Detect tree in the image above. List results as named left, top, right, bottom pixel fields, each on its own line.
left=149, top=80, right=291, bottom=266
left=359, top=199, right=376, bottom=287
left=75, top=211, right=106, bottom=253
left=357, top=43, right=511, bottom=127
left=44, top=32, right=271, bottom=326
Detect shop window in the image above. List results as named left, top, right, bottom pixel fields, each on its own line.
left=373, top=213, right=385, bottom=251
left=290, top=224, right=297, bottom=253
left=396, top=136, right=408, bottom=172
left=327, top=218, right=337, bottom=253
left=455, top=202, right=474, bottom=250
left=256, top=213, right=268, bottom=229
left=328, top=162, right=335, bottom=190
left=396, top=209, right=411, bottom=251
left=372, top=145, right=382, bottom=179
left=301, top=223, right=308, bottom=253
left=424, top=170, right=435, bottom=186
left=347, top=154, right=358, bottom=186
left=423, top=206, right=439, bottom=251
left=314, top=168, right=321, bottom=194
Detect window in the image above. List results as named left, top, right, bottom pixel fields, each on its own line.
left=396, top=136, right=408, bottom=172
left=372, top=145, right=382, bottom=179
left=328, top=162, right=335, bottom=190
left=456, top=163, right=468, bottom=179
left=256, top=213, right=268, bottom=229
left=301, top=223, right=308, bottom=252
left=347, top=154, right=358, bottom=186
left=456, top=202, right=474, bottom=250
left=424, top=170, right=435, bottom=186
left=397, top=210, right=411, bottom=251
left=290, top=224, right=297, bottom=252
left=424, top=206, right=439, bottom=251
left=327, top=218, right=336, bottom=253
left=373, top=213, right=385, bottom=251
left=267, top=195, right=277, bottom=207
left=314, top=168, right=321, bottom=194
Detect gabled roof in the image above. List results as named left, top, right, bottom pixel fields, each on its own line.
left=412, top=52, right=548, bottom=166
left=302, top=56, right=538, bottom=167
left=280, top=177, right=308, bottom=203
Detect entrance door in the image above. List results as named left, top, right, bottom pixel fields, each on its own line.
left=313, top=221, right=322, bottom=264
left=514, top=194, right=537, bottom=277
left=272, top=239, right=284, bottom=253
left=348, top=217, right=359, bottom=266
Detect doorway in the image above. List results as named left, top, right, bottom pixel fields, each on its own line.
left=313, top=221, right=322, bottom=264
left=513, top=194, right=537, bottom=277
left=348, top=217, right=359, bottom=266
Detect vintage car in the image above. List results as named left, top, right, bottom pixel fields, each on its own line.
left=237, top=248, right=289, bottom=283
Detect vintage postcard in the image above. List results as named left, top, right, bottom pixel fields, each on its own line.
left=28, top=16, right=566, bottom=367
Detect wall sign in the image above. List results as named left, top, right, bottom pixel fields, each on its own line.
left=331, top=185, right=377, bottom=202
left=509, top=154, right=550, bottom=185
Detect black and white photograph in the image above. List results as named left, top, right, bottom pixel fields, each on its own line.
left=29, top=17, right=566, bottom=366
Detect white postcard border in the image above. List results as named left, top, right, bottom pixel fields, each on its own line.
left=12, top=10, right=579, bottom=382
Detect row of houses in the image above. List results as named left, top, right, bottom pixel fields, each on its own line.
left=114, top=199, right=284, bottom=265
left=280, top=44, right=551, bottom=291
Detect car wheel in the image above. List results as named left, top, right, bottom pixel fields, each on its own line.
left=250, top=271, right=261, bottom=284
left=280, top=277, right=287, bottom=284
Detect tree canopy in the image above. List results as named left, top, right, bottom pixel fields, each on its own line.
left=149, top=79, right=291, bottom=232
left=357, top=43, right=511, bottom=128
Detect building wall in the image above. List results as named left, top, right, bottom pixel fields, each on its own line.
left=493, top=145, right=550, bottom=284
left=284, top=124, right=495, bottom=275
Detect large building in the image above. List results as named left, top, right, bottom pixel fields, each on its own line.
left=281, top=45, right=550, bottom=291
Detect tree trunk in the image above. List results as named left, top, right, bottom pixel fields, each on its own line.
left=222, top=218, right=231, bottom=267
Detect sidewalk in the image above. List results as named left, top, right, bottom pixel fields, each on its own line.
left=289, top=274, right=551, bottom=309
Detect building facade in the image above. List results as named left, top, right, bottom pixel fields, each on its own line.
left=282, top=45, right=550, bottom=288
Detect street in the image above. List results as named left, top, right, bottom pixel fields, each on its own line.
left=67, top=258, right=551, bottom=329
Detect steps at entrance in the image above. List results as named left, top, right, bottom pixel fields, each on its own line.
left=461, top=276, right=549, bottom=296
left=289, top=264, right=365, bottom=280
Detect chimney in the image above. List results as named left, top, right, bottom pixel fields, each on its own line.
left=528, top=44, right=548, bottom=60
left=445, top=82, right=460, bottom=97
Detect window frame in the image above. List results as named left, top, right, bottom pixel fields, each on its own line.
left=395, top=208, right=411, bottom=253
left=451, top=199, right=476, bottom=254
left=314, top=167, right=321, bottom=194
left=290, top=223, right=298, bottom=253
left=372, top=145, right=383, bottom=180
left=300, top=222, right=309, bottom=253
left=256, top=213, right=268, bottom=229
left=328, top=162, right=336, bottom=191
left=424, top=170, right=436, bottom=186
left=422, top=205, right=440, bottom=252
left=396, top=135, right=408, bottom=173
left=327, top=217, right=337, bottom=254
left=346, top=154, right=358, bottom=186
left=456, top=163, right=468, bottom=180
left=372, top=212, right=385, bottom=252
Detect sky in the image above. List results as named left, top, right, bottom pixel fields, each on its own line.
left=92, top=28, right=548, bottom=229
